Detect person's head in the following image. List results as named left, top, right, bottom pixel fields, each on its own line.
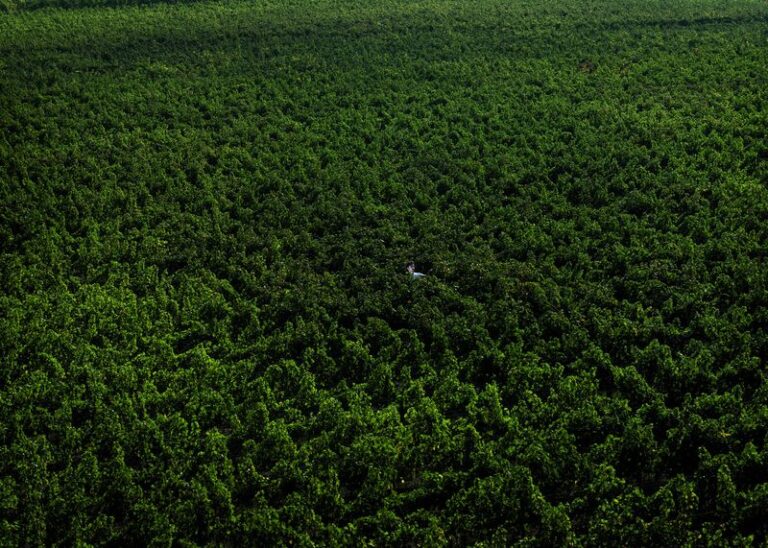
left=406, top=262, right=415, bottom=273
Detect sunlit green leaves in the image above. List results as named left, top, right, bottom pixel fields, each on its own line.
left=2, top=0, right=768, bottom=544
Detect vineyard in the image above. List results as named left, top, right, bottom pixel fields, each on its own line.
left=1, top=0, right=768, bottom=544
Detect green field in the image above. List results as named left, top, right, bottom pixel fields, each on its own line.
left=2, top=0, right=768, bottom=544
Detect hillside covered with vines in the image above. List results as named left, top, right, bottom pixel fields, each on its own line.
left=2, top=0, right=768, bottom=544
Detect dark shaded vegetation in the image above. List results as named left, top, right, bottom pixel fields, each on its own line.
left=1, top=0, right=768, bottom=544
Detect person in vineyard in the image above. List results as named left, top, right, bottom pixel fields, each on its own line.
left=406, top=262, right=426, bottom=279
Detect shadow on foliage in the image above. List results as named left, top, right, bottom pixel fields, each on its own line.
left=4, top=8, right=766, bottom=85
left=3, top=0, right=206, bottom=12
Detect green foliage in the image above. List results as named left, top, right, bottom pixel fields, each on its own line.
left=2, top=0, right=768, bottom=544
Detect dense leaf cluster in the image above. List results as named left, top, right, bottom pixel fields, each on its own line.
left=2, top=0, right=768, bottom=544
